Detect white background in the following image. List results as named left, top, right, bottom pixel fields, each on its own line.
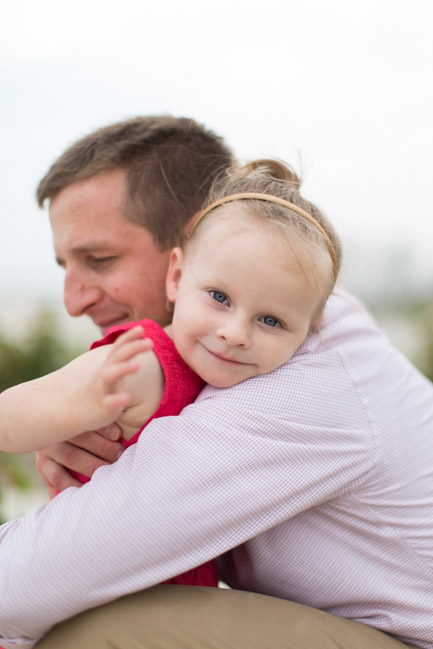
left=1, top=0, right=432, bottom=316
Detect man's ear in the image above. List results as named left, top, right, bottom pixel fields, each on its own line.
left=166, top=247, right=184, bottom=302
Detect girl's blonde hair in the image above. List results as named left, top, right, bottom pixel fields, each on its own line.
left=188, top=159, right=342, bottom=320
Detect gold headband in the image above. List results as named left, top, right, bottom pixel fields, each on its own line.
left=192, top=192, right=338, bottom=283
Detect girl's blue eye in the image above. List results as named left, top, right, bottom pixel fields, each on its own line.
left=260, top=316, right=280, bottom=327
left=210, top=290, right=228, bottom=304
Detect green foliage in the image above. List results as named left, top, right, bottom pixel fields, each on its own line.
left=408, top=301, right=433, bottom=382
left=369, top=297, right=433, bottom=382
left=0, top=309, right=80, bottom=523
left=0, top=311, right=78, bottom=392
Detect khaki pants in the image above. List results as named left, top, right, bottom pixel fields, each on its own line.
left=37, top=586, right=419, bottom=649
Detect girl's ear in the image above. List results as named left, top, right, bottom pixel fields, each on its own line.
left=166, top=247, right=184, bottom=302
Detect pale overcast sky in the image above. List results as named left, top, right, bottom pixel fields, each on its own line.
left=1, top=0, right=432, bottom=313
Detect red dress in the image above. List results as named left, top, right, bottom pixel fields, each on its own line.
left=70, top=319, right=218, bottom=587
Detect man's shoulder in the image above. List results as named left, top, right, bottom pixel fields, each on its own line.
left=323, top=289, right=373, bottom=322
left=194, top=289, right=384, bottom=410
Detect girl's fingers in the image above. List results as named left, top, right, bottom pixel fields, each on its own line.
left=98, top=327, right=154, bottom=404
left=110, top=326, right=146, bottom=350
left=107, top=332, right=153, bottom=364
left=103, top=392, right=132, bottom=418
left=100, top=360, right=140, bottom=393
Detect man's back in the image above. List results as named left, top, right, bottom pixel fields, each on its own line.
left=214, top=291, right=433, bottom=646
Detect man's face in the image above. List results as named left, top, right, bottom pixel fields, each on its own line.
left=50, top=169, right=172, bottom=335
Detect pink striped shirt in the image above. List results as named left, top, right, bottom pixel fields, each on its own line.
left=1, top=291, right=432, bottom=648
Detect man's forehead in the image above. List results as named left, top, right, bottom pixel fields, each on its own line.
left=50, top=207, right=144, bottom=250
left=51, top=169, right=127, bottom=205
left=49, top=171, right=129, bottom=231
left=51, top=218, right=155, bottom=265
left=52, top=231, right=130, bottom=257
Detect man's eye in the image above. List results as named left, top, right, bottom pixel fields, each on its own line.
left=210, top=290, right=228, bottom=304
left=90, top=256, right=115, bottom=266
left=260, top=315, right=280, bottom=327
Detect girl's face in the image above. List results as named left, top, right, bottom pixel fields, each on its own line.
left=166, top=216, right=323, bottom=388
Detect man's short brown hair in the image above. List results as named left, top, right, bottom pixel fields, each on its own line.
left=37, top=116, right=233, bottom=249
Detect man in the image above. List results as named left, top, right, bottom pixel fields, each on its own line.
left=0, top=116, right=430, bottom=649
left=36, top=115, right=234, bottom=491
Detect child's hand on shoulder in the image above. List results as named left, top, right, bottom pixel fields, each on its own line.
left=82, top=326, right=153, bottom=429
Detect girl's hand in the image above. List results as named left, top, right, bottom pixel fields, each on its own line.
left=35, top=327, right=157, bottom=492
left=83, top=326, right=153, bottom=428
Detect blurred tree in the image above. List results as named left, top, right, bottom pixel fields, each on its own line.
left=412, top=301, right=433, bottom=382
left=367, top=295, right=433, bottom=382
left=0, top=309, right=80, bottom=523
left=0, top=310, right=78, bottom=392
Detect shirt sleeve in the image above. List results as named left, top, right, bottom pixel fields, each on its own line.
left=0, top=354, right=373, bottom=648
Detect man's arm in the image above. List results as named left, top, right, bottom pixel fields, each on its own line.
left=0, top=363, right=371, bottom=649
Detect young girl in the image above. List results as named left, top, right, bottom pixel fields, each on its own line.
left=0, top=159, right=340, bottom=586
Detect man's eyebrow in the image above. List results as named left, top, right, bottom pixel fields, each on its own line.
left=54, top=245, right=114, bottom=266
left=75, top=244, right=113, bottom=252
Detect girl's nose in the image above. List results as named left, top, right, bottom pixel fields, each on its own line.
left=217, top=317, right=250, bottom=348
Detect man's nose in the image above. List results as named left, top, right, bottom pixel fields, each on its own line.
left=217, top=315, right=250, bottom=348
left=63, top=267, right=101, bottom=317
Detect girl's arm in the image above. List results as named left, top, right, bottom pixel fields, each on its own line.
left=0, top=326, right=164, bottom=454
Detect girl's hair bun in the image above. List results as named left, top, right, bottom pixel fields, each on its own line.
left=237, top=159, right=301, bottom=188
